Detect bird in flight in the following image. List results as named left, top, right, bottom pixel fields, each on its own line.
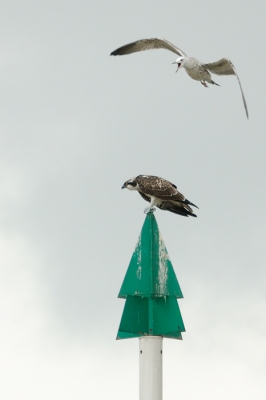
left=122, top=175, right=198, bottom=217
left=111, top=38, right=248, bottom=119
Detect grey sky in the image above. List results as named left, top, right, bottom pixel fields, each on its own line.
left=0, top=0, right=265, bottom=398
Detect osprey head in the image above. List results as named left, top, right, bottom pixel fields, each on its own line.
left=122, top=177, right=138, bottom=190
left=172, top=56, right=186, bottom=72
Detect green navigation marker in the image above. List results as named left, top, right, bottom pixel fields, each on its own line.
left=117, top=212, right=185, bottom=340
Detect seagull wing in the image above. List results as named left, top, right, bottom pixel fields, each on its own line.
left=110, top=38, right=187, bottom=57
left=204, top=58, right=249, bottom=119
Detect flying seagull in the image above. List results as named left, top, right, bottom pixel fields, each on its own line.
left=111, top=38, right=248, bottom=119
left=122, top=175, right=198, bottom=217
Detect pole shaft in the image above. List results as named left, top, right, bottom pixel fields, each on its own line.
left=139, top=336, right=162, bottom=400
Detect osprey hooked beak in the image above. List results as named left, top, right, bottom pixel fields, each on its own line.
left=121, top=183, right=126, bottom=189
left=172, top=61, right=182, bottom=73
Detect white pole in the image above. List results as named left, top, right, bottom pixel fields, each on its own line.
left=139, top=336, right=163, bottom=400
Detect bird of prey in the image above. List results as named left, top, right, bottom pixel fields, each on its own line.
left=122, top=175, right=198, bottom=217
left=111, top=38, right=248, bottom=119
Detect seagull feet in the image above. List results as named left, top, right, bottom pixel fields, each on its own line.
left=144, top=206, right=156, bottom=214
left=201, top=81, right=208, bottom=88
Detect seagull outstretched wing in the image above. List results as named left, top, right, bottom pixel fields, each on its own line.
left=204, top=58, right=249, bottom=119
left=111, top=38, right=187, bottom=57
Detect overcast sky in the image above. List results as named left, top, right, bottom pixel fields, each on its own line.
left=0, top=1, right=265, bottom=399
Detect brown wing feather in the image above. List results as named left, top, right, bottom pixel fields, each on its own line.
left=136, top=175, right=185, bottom=201
left=110, top=38, right=186, bottom=57
left=138, top=191, right=151, bottom=203
left=157, top=201, right=197, bottom=217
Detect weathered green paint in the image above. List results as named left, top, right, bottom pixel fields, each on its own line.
left=118, top=212, right=183, bottom=298
left=117, top=212, right=185, bottom=340
left=117, top=295, right=185, bottom=339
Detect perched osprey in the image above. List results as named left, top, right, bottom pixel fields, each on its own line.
left=111, top=38, right=248, bottom=119
left=122, top=175, right=198, bottom=217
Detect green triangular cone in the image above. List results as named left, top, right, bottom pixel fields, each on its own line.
left=117, top=295, right=185, bottom=340
left=117, top=213, right=186, bottom=340
left=118, top=212, right=183, bottom=298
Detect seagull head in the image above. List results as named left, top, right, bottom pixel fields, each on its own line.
left=122, top=177, right=138, bottom=191
left=172, top=56, right=186, bottom=72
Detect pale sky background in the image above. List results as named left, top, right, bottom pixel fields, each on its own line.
left=0, top=1, right=265, bottom=399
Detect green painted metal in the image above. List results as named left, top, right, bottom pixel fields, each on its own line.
left=119, top=212, right=183, bottom=298
left=117, top=212, right=185, bottom=340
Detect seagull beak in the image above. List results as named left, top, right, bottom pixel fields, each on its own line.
left=172, top=61, right=181, bottom=73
